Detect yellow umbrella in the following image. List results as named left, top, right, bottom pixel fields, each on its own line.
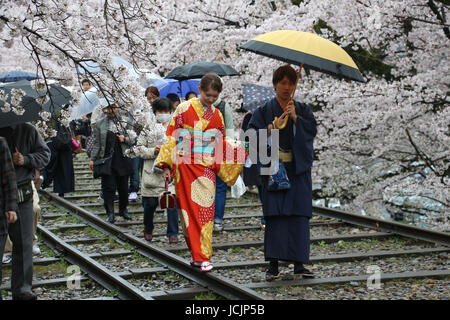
left=239, top=29, right=364, bottom=128
left=239, top=30, right=364, bottom=83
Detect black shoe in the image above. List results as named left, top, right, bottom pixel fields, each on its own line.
left=119, top=210, right=131, bottom=220
left=266, top=270, right=280, bottom=281
left=265, top=260, right=280, bottom=281
left=294, top=263, right=314, bottom=278
left=12, top=292, right=37, bottom=300
left=106, top=214, right=115, bottom=224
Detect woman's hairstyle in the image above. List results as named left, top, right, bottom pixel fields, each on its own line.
left=199, top=73, right=222, bottom=93
left=185, top=91, right=197, bottom=100
left=166, top=93, right=181, bottom=104
left=81, top=79, right=91, bottom=85
left=152, top=97, right=173, bottom=114
left=272, top=65, right=297, bottom=86
left=145, top=86, right=160, bottom=97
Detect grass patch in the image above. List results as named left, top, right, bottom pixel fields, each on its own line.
left=194, top=292, right=218, bottom=300
left=106, top=288, right=120, bottom=297
left=231, top=246, right=242, bottom=254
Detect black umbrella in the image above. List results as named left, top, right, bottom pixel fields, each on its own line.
left=0, top=71, right=40, bottom=83
left=0, top=96, right=41, bottom=129
left=41, top=84, right=72, bottom=113
left=0, top=80, right=72, bottom=128
left=165, top=61, right=240, bottom=80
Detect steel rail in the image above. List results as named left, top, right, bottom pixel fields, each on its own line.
left=211, top=247, right=450, bottom=269
left=38, top=225, right=152, bottom=300
left=246, top=269, right=450, bottom=289
left=167, top=232, right=394, bottom=252
left=312, top=206, right=450, bottom=247
left=39, top=189, right=266, bottom=300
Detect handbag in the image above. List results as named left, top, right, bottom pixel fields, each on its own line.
left=267, top=160, right=291, bottom=191
left=93, top=146, right=114, bottom=179
left=71, top=138, right=81, bottom=153
left=53, top=123, right=72, bottom=152
left=159, top=177, right=176, bottom=209
left=17, top=180, right=33, bottom=204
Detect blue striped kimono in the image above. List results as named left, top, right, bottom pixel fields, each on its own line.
left=248, top=97, right=317, bottom=263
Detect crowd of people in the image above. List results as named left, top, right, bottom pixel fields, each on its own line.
left=0, top=65, right=317, bottom=299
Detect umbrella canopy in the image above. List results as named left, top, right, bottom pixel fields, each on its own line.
left=41, top=84, right=72, bottom=114
left=239, top=30, right=364, bottom=82
left=0, top=81, right=43, bottom=128
left=242, top=83, right=275, bottom=112
left=0, top=71, right=40, bottom=83
left=0, top=96, right=41, bottom=129
left=75, top=60, right=102, bottom=74
left=165, top=61, right=240, bottom=81
left=0, top=80, right=72, bottom=128
left=74, top=56, right=140, bottom=78
left=139, top=71, right=163, bottom=88
left=153, top=78, right=201, bottom=98
left=70, top=89, right=99, bottom=120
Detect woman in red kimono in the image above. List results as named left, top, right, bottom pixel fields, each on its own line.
left=155, top=73, right=245, bottom=272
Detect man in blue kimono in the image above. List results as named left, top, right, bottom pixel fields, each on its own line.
left=248, top=65, right=317, bottom=280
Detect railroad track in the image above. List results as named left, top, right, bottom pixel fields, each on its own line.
left=1, top=153, right=448, bottom=300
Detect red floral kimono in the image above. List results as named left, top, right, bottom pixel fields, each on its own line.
left=155, top=97, right=246, bottom=262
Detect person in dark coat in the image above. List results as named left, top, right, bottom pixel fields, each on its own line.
left=41, top=122, right=75, bottom=197
left=248, top=65, right=317, bottom=280
left=0, top=137, right=18, bottom=300
left=0, top=123, right=50, bottom=300
left=89, top=101, right=135, bottom=224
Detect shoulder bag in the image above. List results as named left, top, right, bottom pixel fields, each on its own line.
left=93, top=145, right=114, bottom=179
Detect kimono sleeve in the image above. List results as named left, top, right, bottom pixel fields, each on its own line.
left=153, top=103, right=185, bottom=170
left=293, top=102, right=317, bottom=175
left=216, top=137, right=247, bottom=186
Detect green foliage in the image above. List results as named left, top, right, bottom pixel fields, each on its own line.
left=194, top=292, right=218, bottom=300
left=313, top=18, right=395, bottom=80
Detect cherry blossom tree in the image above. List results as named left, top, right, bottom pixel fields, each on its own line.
left=0, top=0, right=448, bottom=229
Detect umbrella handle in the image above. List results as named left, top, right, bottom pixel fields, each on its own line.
left=290, top=63, right=303, bottom=101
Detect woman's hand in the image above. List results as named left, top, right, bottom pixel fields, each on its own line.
left=116, top=134, right=125, bottom=143
left=154, top=145, right=161, bottom=155
left=162, top=168, right=171, bottom=181
left=89, top=160, right=94, bottom=171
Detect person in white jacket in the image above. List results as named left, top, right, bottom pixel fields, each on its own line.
left=135, top=98, right=179, bottom=243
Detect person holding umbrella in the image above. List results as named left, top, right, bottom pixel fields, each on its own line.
left=248, top=65, right=317, bottom=280
left=154, top=73, right=246, bottom=272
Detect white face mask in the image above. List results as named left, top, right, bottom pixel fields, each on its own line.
left=156, top=113, right=172, bottom=124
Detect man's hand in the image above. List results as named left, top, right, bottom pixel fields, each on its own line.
left=89, top=160, right=94, bottom=171
left=12, top=147, right=24, bottom=166
left=285, top=100, right=297, bottom=123
left=6, top=211, right=17, bottom=224
left=34, top=169, right=41, bottom=185
left=116, top=134, right=125, bottom=143
left=154, top=145, right=161, bottom=155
